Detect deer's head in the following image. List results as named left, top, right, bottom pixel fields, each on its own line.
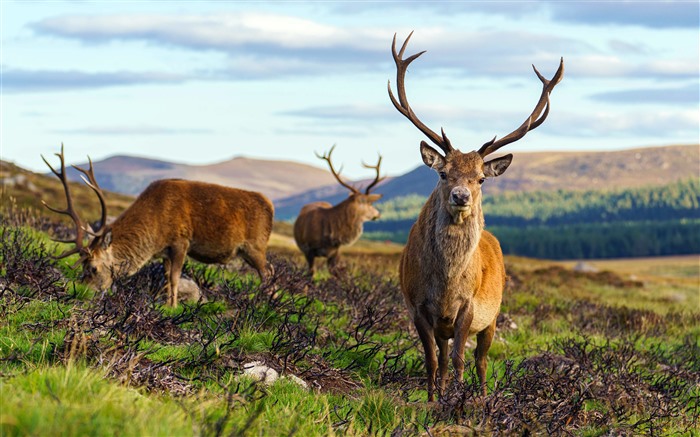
left=317, top=145, right=385, bottom=222
left=42, top=145, right=116, bottom=290
left=388, top=32, right=563, bottom=224
left=420, top=144, right=512, bottom=224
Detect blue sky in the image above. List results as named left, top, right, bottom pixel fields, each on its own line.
left=2, top=1, right=698, bottom=178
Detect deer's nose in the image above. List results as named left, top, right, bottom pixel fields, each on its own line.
left=450, top=187, right=471, bottom=206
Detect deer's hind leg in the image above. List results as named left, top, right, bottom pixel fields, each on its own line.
left=166, top=242, right=189, bottom=307
left=303, top=251, right=316, bottom=276
left=474, top=318, right=497, bottom=396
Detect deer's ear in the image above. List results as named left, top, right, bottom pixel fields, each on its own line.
left=484, top=154, right=513, bottom=178
left=100, top=229, right=113, bottom=250
left=420, top=141, right=445, bottom=170
left=367, top=193, right=383, bottom=202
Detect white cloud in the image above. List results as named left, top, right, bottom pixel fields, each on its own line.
left=549, top=110, right=699, bottom=138
left=3, top=68, right=188, bottom=92
left=31, top=13, right=696, bottom=82
left=52, top=125, right=213, bottom=135
left=33, top=13, right=381, bottom=51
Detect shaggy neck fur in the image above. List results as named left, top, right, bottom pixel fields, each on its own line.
left=327, top=197, right=365, bottom=246
left=425, top=191, right=485, bottom=282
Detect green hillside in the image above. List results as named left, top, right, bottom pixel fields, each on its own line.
left=365, top=178, right=700, bottom=259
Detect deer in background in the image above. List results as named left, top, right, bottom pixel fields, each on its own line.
left=389, top=32, right=563, bottom=400
left=42, top=145, right=274, bottom=307
left=294, top=145, right=385, bottom=275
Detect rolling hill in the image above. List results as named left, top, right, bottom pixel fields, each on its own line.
left=275, top=145, right=699, bottom=219
left=63, top=155, right=340, bottom=201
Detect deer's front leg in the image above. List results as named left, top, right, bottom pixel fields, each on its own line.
left=413, top=309, right=438, bottom=401
left=436, top=337, right=449, bottom=398
left=327, top=248, right=342, bottom=276
left=451, top=301, right=474, bottom=382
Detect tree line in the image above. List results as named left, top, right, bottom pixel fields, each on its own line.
left=365, top=179, right=700, bottom=259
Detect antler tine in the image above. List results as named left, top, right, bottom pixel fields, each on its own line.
left=388, top=32, right=454, bottom=155
left=362, top=154, right=386, bottom=194
left=478, top=57, right=564, bottom=157
left=316, top=145, right=359, bottom=194
left=72, top=156, right=108, bottom=234
left=41, top=144, right=87, bottom=257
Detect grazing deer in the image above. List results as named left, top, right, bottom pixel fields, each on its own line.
left=42, top=145, right=274, bottom=307
left=389, top=33, right=563, bottom=400
left=293, top=145, right=385, bottom=275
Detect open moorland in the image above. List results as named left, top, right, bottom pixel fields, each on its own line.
left=0, top=202, right=698, bottom=436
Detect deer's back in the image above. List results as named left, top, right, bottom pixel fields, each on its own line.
left=115, top=179, right=273, bottom=252
left=294, top=202, right=333, bottom=250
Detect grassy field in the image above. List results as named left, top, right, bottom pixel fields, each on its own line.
left=1, top=208, right=698, bottom=436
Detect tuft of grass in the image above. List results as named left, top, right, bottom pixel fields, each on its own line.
left=0, top=365, right=193, bottom=437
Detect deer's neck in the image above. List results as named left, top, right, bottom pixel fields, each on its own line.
left=425, top=193, right=484, bottom=280
left=328, top=198, right=364, bottom=246
left=108, top=214, right=160, bottom=274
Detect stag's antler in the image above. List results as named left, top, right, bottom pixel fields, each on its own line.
left=72, top=157, right=108, bottom=235
left=42, top=145, right=109, bottom=264
left=41, top=144, right=88, bottom=261
left=361, top=154, right=386, bottom=194
left=316, top=145, right=359, bottom=194
left=388, top=32, right=454, bottom=155
left=477, top=58, right=564, bottom=157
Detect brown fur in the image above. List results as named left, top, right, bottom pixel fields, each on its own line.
left=44, top=152, right=274, bottom=308
left=294, top=193, right=381, bottom=274
left=87, top=179, right=274, bottom=306
left=400, top=149, right=508, bottom=400
left=293, top=146, right=384, bottom=275
left=388, top=32, right=562, bottom=400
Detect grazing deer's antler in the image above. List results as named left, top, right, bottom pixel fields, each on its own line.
left=362, top=154, right=385, bottom=194
left=315, top=145, right=359, bottom=194
left=72, top=157, right=108, bottom=235
left=477, top=58, right=564, bottom=157
left=388, top=32, right=454, bottom=155
left=41, top=144, right=88, bottom=262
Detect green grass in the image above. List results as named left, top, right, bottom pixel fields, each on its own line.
left=1, top=220, right=698, bottom=435
left=0, top=365, right=193, bottom=437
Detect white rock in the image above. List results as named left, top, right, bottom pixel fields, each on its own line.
left=241, top=362, right=308, bottom=389
left=573, top=262, right=598, bottom=273
left=285, top=374, right=308, bottom=389
left=243, top=361, right=279, bottom=384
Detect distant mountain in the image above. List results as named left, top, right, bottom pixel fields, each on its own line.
left=274, top=145, right=699, bottom=220
left=63, top=155, right=339, bottom=201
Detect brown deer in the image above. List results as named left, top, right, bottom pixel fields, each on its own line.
left=388, top=32, right=563, bottom=400
left=293, top=145, right=385, bottom=275
left=42, top=145, right=274, bottom=307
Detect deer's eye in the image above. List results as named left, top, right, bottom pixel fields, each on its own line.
left=478, top=178, right=486, bottom=185
left=439, top=171, right=447, bottom=180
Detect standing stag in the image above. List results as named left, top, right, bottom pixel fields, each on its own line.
left=389, top=33, right=563, bottom=400
left=42, top=145, right=274, bottom=307
left=293, top=145, right=385, bottom=275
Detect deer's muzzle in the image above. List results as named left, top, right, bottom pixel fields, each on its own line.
left=449, top=187, right=471, bottom=209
